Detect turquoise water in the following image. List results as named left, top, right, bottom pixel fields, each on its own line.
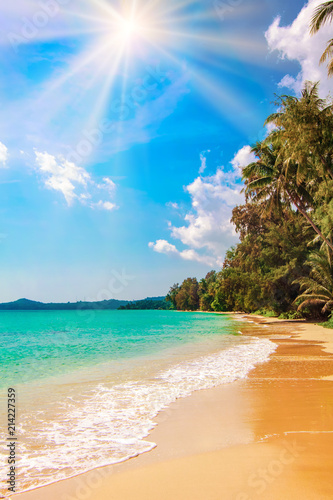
left=0, top=310, right=240, bottom=387
left=0, top=310, right=276, bottom=494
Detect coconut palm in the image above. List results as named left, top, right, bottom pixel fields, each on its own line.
left=265, top=82, right=333, bottom=185
left=242, top=141, right=333, bottom=252
left=294, top=249, right=333, bottom=314
left=310, top=1, right=333, bottom=76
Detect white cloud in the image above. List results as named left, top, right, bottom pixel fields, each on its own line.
left=166, top=202, right=179, bottom=209
left=171, top=170, right=243, bottom=260
left=35, top=151, right=117, bottom=209
left=148, top=239, right=216, bottom=266
left=265, top=122, right=278, bottom=136
left=231, top=145, right=256, bottom=170
left=149, top=147, right=248, bottom=268
left=199, top=150, right=210, bottom=174
left=265, top=0, right=333, bottom=96
left=149, top=240, right=178, bottom=254
left=100, top=177, right=116, bottom=193
left=0, top=141, right=9, bottom=167
left=95, top=200, right=118, bottom=211
left=35, top=151, right=89, bottom=205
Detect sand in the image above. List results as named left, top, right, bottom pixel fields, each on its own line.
left=9, top=317, right=333, bottom=500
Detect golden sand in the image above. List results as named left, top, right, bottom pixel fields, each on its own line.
left=11, top=318, right=333, bottom=500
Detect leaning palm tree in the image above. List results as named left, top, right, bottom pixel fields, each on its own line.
left=294, top=249, right=333, bottom=314
left=242, top=141, right=333, bottom=252
left=310, top=1, right=333, bottom=76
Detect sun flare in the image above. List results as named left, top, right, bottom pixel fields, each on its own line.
left=15, top=0, right=261, bottom=138
left=117, top=15, right=143, bottom=42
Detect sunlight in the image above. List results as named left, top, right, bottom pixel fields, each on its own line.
left=7, top=0, right=261, bottom=145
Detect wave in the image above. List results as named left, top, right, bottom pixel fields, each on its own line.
left=8, top=336, right=276, bottom=494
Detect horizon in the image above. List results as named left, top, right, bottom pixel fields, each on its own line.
left=0, top=295, right=166, bottom=304
left=1, top=0, right=332, bottom=302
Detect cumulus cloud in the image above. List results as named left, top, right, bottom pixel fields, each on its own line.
left=35, top=151, right=117, bottom=209
left=0, top=141, right=9, bottom=167
left=149, top=239, right=178, bottom=255
left=265, top=0, right=333, bottom=96
left=149, top=146, right=250, bottom=268
left=231, top=145, right=256, bottom=170
left=148, top=240, right=216, bottom=266
left=170, top=169, right=243, bottom=259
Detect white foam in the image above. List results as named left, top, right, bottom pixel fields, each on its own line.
left=7, top=337, right=276, bottom=493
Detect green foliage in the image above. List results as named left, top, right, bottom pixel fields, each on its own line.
left=254, top=309, right=277, bottom=318
left=293, top=249, right=333, bottom=315
left=166, top=84, right=333, bottom=319
left=278, top=311, right=303, bottom=320
left=322, top=316, right=333, bottom=329
left=118, top=298, right=171, bottom=310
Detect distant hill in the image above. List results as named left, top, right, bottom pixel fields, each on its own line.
left=0, top=298, right=129, bottom=311
left=118, top=297, right=170, bottom=310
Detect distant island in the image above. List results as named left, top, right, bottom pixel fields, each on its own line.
left=0, top=297, right=169, bottom=311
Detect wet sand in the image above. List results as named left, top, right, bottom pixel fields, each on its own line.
left=10, top=317, right=333, bottom=500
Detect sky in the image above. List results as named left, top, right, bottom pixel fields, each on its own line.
left=0, top=0, right=332, bottom=302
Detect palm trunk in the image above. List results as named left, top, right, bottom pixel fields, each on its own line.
left=286, top=188, right=333, bottom=253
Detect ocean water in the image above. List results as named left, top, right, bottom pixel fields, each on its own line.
left=0, top=310, right=276, bottom=494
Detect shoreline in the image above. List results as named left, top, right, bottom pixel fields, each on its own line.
left=10, top=315, right=333, bottom=500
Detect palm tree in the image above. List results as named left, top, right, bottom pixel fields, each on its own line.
left=265, top=82, right=333, bottom=184
left=242, top=141, right=333, bottom=252
left=310, top=1, right=333, bottom=76
left=294, top=249, right=333, bottom=314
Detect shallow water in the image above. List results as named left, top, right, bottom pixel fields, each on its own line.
left=0, top=310, right=276, bottom=494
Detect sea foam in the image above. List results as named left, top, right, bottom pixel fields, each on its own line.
left=9, top=336, right=276, bottom=493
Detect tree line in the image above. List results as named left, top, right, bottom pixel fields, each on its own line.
left=166, top=81, right=333, bottom=319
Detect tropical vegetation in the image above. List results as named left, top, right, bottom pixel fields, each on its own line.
left=166, top=81, right=333, bottom=322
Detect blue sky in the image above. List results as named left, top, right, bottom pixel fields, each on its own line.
left=0, top=0, right=331, bottom=302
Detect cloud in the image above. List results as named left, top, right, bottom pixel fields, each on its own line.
left=95, top=200, right=118, bottom=211
left=148, top=239, right=216, bottom=266
left=166, top=202, right=179, bottom=210
left=0, top=141, right=9, bottom=167
left=170, top=169, right=243, bottom=259
left=199, top=150, right=210, bottom=174
left=265, top=0, right=333, bottom=96
left=101, top=177, right=116, bottom=193
left=149, top=146, right=249, bottom=268
left=35, top=150, right=117, bottom=209
left=35, top=151, right=89, bottom=205
left=149, top=239, right=178, bottom=254
left=231, top=145, right=256, bottom=170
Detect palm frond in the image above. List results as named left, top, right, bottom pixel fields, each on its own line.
left=320, top=39, right=333, bottom=63
left=310, top=1, right=333, bottom=35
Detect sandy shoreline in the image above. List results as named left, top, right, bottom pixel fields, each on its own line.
left=9, top=316, right=333, bottom=500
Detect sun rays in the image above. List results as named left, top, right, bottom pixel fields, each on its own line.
left=5, top=0, right=264, bottom=154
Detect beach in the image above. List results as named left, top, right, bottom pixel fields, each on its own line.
left=9, top=315, right=333, bottom=500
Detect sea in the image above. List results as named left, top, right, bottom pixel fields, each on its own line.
left=0, top=310, right=276, bottom=494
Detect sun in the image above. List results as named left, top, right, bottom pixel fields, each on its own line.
left=119, top=17, right=136, bottom=40
left=23, top=0, right=260, bottom=141
left=118, top=16, right=141, bottom=41
left=116, top=9, right=155, bottom=46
